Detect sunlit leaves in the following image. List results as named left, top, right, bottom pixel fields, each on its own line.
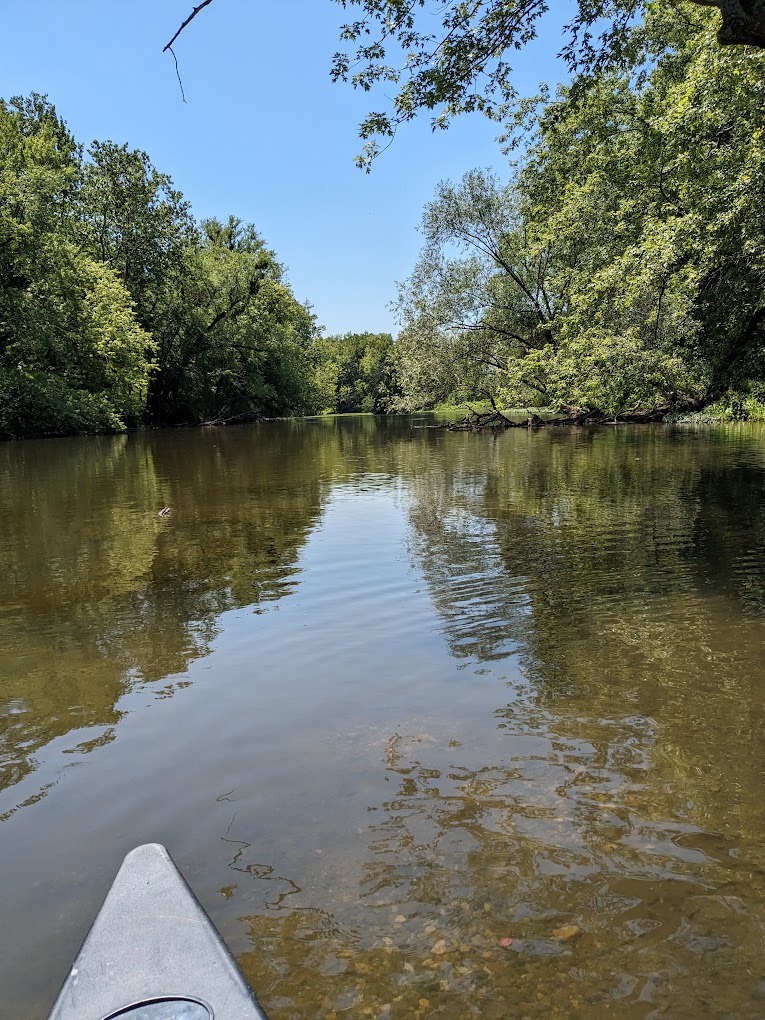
left=0, top=95, right=323, bottom=436
left=395, top=10, right=765, bottom=413
left=312, top=332, right=399, bottom=412
left=394, top=169, right=561, bottom=409
left=328, top=0, right=748, bottom=166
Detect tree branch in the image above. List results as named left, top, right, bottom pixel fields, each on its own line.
left=688, top=0, right=765, bottom=48
left=164, top=0, right=217, bottom=53
left=167, top=46, right=187, bottom=102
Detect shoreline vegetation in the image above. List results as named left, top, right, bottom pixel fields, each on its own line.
left=435, top=404, right=765, bottom=432
left=6, top=402, right=764, bottom=445
left=0, top=94, right=398, bottom=441
left=390, top=12, right=765, bottom=431
left=4, top=7, right=765, bottom=441
left=437, top=406, right=670, bottom=431
left=428, top=394, right=765, bottom=431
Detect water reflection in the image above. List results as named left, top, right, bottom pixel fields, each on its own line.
left=405, top=427, right=765, bottom=835
left=0, top=425, right=332, bottom=801
left=235, top=715, right=765, bottom=1017
left=3, top=420, right=765, bottom=1017
left=231, top=424, right=765, bottom=1018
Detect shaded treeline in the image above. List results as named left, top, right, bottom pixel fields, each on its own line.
left=312, top=331, right=399, bottom=414
left=0, top=95, right=400, bottom=439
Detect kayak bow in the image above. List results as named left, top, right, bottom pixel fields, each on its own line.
left=48, top=842, right=269, bottom=1020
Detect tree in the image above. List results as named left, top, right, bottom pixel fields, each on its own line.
left=1, top=92, right=327, bottom=437
left=332, top=0, right=765, bottom=166
left=0, top=96, right=153, bottom=437
left=75, top=141, right=194, bottom=319
left=147, top=216, right=319, bottom=425
left=0, top=245, right=153, bottom=437
left=166, top=2, right=763, bottom=167
left=0, top=94, right=78, bottom=303
left=394, top=169, right=561, bottom=409
left=312, top=331, right=399, bottom=412
left=518, top=4, right=765, bottom=409
left=395, top=7, right=765, bottom=415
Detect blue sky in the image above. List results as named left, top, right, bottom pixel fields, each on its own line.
left=1, top=1, right=573, bottom=335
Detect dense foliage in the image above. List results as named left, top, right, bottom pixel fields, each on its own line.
left=312, top=332, right=399, bottom=413
left=0, top=95, right=328, bottom=438
left=395, top=10, right=765, bottom=416
left=330, top=0, right=765, bottom=167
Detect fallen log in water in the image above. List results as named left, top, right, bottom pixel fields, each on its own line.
left=440, top=407, right=670, bottom=431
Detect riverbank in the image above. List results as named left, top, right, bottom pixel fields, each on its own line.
left=430, top=392, right=765, bottom=430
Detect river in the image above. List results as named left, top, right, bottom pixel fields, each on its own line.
left=2, top=416, right=765, bottom=1018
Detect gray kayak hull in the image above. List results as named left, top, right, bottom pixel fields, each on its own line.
left=47, top=843, right=269, bottom=1020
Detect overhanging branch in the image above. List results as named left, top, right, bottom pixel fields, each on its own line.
left=164, top=0, right=217, bottom=53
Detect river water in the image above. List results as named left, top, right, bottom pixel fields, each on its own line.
left=2, top=416, right=765, bottom=1018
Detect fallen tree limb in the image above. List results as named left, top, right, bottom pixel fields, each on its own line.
left=440, top=406, right=671, bottom=431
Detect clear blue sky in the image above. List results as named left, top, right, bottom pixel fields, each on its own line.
left=0, top=1, right=573, bottom=336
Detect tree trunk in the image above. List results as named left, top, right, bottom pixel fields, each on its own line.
left=691, top=1, right=765, bottom=48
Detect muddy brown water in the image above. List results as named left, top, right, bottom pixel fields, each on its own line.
left=2, top=416, right=765, bottom=1018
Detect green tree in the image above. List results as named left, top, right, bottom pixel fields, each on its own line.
left=329, top=0, right=755, bottom=166
left=312, top=331, right=399, bottom=412
left=0, top=245, right=152, bottom=437
left=518, top=6, right=765, bottom=409
left=0, top=94, right=78, bottom=319
left=147, top=216, right=319, bottom=425
left=1, top=93, right=325, bottom=437
left=396, top=8, right=765, bottom=415
left=394, top=169, right=559, bottom=409
left=0, top=97, right=153, bottom=437
left=75, top=140, right=194, bottom=320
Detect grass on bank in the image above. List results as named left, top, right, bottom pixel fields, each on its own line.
left=668, top=389, right=765, bottom=424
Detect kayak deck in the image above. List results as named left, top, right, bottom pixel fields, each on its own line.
left=48, top=843, right=269, bottom=1020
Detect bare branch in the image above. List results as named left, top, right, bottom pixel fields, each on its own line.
left=167, top=46, right=187, bottom=102
left=164, top=0, right=217, bottom=53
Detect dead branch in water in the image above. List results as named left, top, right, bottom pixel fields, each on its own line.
left=441, top=406, right=670, bottom=431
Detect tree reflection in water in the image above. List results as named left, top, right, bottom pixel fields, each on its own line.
left=4, top=420, right=765, bottom=1017
left=232, top=425, right=765, bottom=1018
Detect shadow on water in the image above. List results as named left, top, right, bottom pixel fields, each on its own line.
left=2, top=419, right=765, bottom=1017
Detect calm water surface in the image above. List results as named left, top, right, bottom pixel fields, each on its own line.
left=2, top=417, right=765, bottom=1018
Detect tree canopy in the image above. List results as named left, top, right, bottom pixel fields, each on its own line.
left=0, top=94, right=337, bottom=438
left=394, top=7, right=765, bottom=416
left=332, top=0, right=764, bottom=165
left=166, top=1, right=764, bottom=167
left=312, top=331, right=400, bottom=413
